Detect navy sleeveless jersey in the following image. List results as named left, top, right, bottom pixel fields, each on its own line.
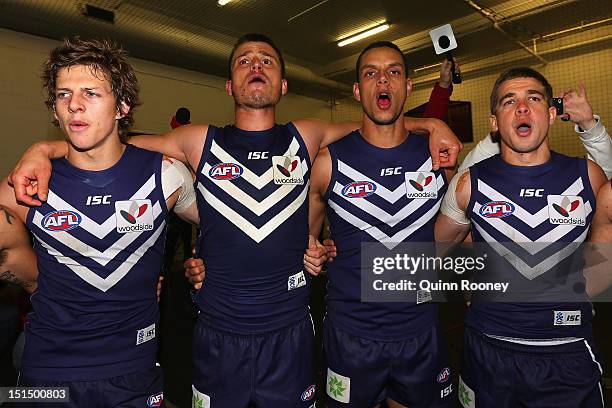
left=24, top=145, right=168, bottom=381
left=194, top=124, right=311, bottom=334
left=324, top=131, right=447, bottom=341
left=466, top=152, right=595, bottom=339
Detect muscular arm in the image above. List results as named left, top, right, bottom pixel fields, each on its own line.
left=308, top=147, right=332, bottom=238
left=304, top=147, right=333, bottom=276
left=0, top=205, right=37, bottom=293
left=435, top=170, right=472, bottom=244
left=585, top=181, right=612, bottom=297
left=9, top=124, right=208, bottom=206
left=129, top=124, right=208, bottom=170
left=295, top=117, right=461, bottom=171
left=591, top=181, right=612, bottom=243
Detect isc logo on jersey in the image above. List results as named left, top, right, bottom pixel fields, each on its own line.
left=342, top=181, right=376, bottom=198
left=115, top=199, right=154, bottom=233
left=272, top=155, right=304, bottom=185
left=41, top=210, right=82, bottom=231
left=554, top=310, right=581, bottom=326
left=209, top=163, right=243, bottom=180
left=479, top=201, right=515, bottom=218
left=547, top=195, right=586, bottom=226
left=405, top=172, right=438, bottom=199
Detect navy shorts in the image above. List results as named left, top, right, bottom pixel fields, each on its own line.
left=191, top=315, right=317, bottom=407
left=460, top=328, right=604, bottom=408
left=323, top=319, right=453, bottom=407
left=17, top=365, right=164, bottom=408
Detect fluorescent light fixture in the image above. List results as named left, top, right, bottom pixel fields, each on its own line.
left=337, top=23, right=390, bottom=47
left=218, top=0, right=233, bottom=5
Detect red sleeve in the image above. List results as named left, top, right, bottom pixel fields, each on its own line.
left=423, top=82, right=452, bottom=122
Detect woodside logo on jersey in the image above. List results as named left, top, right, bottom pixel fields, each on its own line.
left=547, top=195, right=586, bottom=226
left=115, top=199, right=154, bottom=233
left=272, top=156, right=304, bottom=185
left=405, top=172, right=438, bottom=199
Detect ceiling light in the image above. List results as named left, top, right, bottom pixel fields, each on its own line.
left=218, top=0, right=233, bottom=5
left=337, top=23, right=390, bottom=47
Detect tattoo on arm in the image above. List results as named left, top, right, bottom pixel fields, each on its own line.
left=0, top=270, right=33, bottom=289
left=0, top=205, right=14, bottom=225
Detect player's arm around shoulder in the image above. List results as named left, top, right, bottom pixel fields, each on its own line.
left=435, top=169, right=472, bottom=243
left=162, top=157, right=199, bottom=225
left=405, top=116, right=462, bottom=170
left=130, top=124, right=209, bottom=172
left=292, top=119, right=358, bottom=163
left=0, top=180, right=38, bottom=293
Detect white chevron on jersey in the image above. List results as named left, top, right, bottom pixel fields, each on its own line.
left=42, top=175, right=157, bottom=239
left=32, top=202, right=163, bottom=266
left=473, top=222, right=588, bottom=280
left=337, top=158, right=433, bottom=204
left=331, top=174, right=444, bottom=228
left=477, top=178, right=585, bottom=228
left=208, top=138, right=303, bottom=190
left=202, top=157, right=308, bottom=216
left=473, top=199, right=592, bottom=256
left=329, top=198, right=442, bottom=250
left=198, top=181, right=309, bottom=243
left=32, top=222, right=166, bottom=292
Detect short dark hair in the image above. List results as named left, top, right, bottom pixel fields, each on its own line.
left=355, top=41, right=407, bottom=83
left=489, top=67, right=552, bottom=114
left=42, top=37, right=140, bottom=143
left=228, top=33, right=285, bottom=79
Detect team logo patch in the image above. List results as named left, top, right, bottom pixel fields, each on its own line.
left=301, top=384, right=316, bottom=401
left=547, top=195, right=586, bottom=226
left=288, top=271, right=307, bottom=291
left=272, top=156, right=304, bottom=185
left=405, top=172, right=438, bottom=199
left=437, top=367, right=451, bottom=384
left=479, top=201, right=515, bottom=218
left=458, top=377, right=475, bottom=408
left=417, top=289, right=432, bottom=304
left=41, top=210, right=82, bottom=231
left=209, top=162, right=243, bottom=180
left=192, top=385, right=211, bottom=408
left=115, top=199, right=154, bottom=233
left=327, top=368, right=350, bottom=403
left=341, top=181, right=376, bottom=198
left=136, top=323, right=156, bottom=345
left=554, top=310, right=581, bottom=326
left=146, top=392, right=164, bottom=407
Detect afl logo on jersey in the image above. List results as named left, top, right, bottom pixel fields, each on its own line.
left=437, top=367, right=451, bottom=384
left=341, top=181, right=376, bottom=198
left=41, top=210, right=81, bottom=231
left=301, top=384, right=316, bottom=401
left=209, top=163, right=243, bottom=180
left=146, top=391, right=164, bottom=407
left=479, top=201, right=515, bottom=218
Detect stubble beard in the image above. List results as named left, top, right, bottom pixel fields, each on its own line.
left=363, top=106, right=403, bottom=126
left=234, top=87, right=281, bottom=109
